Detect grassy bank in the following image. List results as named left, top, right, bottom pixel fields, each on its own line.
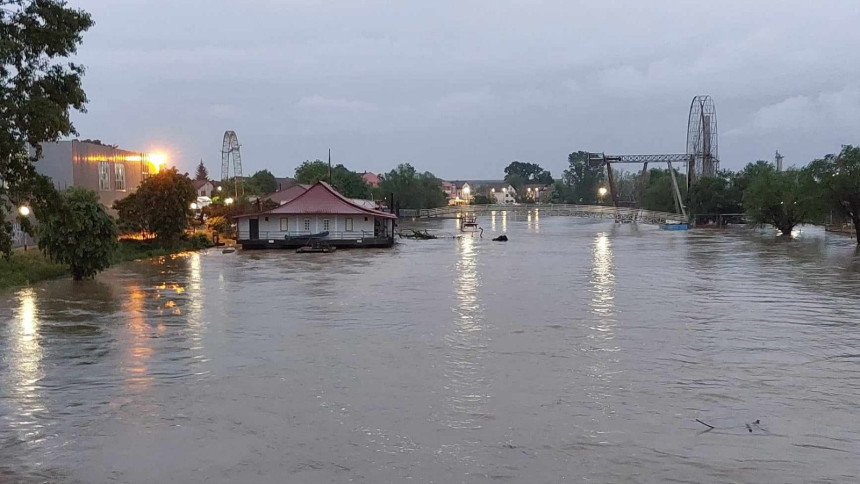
left=1, top=236, right=213, bottom=292
left=0, top=250, right=68, bottom=291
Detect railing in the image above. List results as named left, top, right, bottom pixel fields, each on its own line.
left=417, top=204, right=687, bottom=224
left=237, top=230, right=389, bottom=241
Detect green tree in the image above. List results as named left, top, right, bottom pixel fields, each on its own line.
left=689, top=173, right=743, bottom=217
left=804, top=146, right=860, bottom=244
left=113, top=168, right=196, bottom=246
left=743, top=165, right=814, bottom=236
left=294, top=160, right=370, bottom=198
left=562, top=151, right=605, bottom=204
left=38, top=187, right=116, bottom=280
left=247, top=169, right=278, bottom=195
left=0, top=1, right=94, bottom=258
left=377, top=163, right=448, bottom=210
left=195, top=160, right=208, bottom=181
left=641, top=168, right=687, bottom=213
left=504, top=161, right=552, bottom=186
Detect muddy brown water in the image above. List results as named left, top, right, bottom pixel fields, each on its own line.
left=2, top=216, right=859, bottom=483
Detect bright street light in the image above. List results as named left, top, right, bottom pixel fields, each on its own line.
left=217, top=186, right=223, bottom=192
left=190, top=202, right=198, bottom=210
left=598, top=187, right=608, bottom=197
left=18, top=205, right=30, bottom=217
left=224, top=197, right=234, bottom=205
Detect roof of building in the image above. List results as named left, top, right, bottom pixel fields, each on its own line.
left=238, top=181, right=396, bottom=219
left=362, top=172, right=380, bottom=186
left=266, top=184, right=308, bottom=205
left=192, top=179, right=213, bottom=189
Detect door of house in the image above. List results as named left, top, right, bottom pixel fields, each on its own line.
left=249, top=218, right=259, bottom=239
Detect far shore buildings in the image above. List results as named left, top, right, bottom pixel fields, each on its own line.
left=30, top=139, right=162, bottom=209
left=235, top=181, right=396, bottom=249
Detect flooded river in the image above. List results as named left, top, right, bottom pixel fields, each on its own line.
left=2, top=215, right=860, bottom=483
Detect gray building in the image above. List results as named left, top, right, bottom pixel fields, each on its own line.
left=31, top=140, right=160, bottom=209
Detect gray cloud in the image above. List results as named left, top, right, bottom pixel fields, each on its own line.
left=70, top=0, right=860, bottom=178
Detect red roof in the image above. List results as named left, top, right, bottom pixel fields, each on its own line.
left=266, top=184, right=308, bottom=205
left=239, top=182, right=396, bottom=219
left=362, top=172, right=380, bottom=187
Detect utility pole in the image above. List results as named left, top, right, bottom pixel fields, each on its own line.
left=328, top=149, right=332, bottom=184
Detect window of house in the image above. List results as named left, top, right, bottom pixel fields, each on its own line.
left=322, top=219, right=330, bottom=231
left=303, top=219, right=311, bottom=231
left=280, top=218, right=288, bottom=231
left=345, top=218, right=353, bottom=231
left=114, top=163, right=126, bottom=191
left=98, top=162, right=110, bottom=190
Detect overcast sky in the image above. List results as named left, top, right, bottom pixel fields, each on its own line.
left=69, top=0, right=860, bottom=179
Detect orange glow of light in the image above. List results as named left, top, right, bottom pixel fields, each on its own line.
left=123, top=152, right=167, bottom=173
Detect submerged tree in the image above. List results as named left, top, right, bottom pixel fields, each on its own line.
left=804, top=146, right=860, bottom=244
left=504, top=161, right=553, bottom=188
left=0, top=1, right=94, bottom=258
left=113, top=168, right=196, bottom=245
left=38, top=188, right=116, bottom=280
left=743, top=165, right=814, bottom=236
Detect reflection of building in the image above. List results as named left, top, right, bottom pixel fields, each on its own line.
left=234, top=181, right=397, bottom=249
left=31, top=140, right=162, bottom=208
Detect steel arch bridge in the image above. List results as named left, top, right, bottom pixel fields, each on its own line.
left=414, top=204, right=686, bottom=225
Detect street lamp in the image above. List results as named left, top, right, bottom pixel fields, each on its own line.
left=190, top=202, right=198, bottom=210
left=224, top=197, right=234, bottom=205
left=598, top=187, right=608, bottom=197
left=18, top=205, right=30, bottom=217
left=217, top=186, right=223, bottom=192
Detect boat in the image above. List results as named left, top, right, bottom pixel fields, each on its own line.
left=285, top=230, right=329, bottom=240
left=221, top=247, right=237, bottom=254
left=296, top=245, right=336, bottom=254
left=460, top=215, right=481, bottom=234
left=659, top=222, right=689, bottom=231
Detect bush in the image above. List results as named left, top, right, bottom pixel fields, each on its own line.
left=188, top=233, right=213, bottom=249
left=38, top=187, right=117, bottom=280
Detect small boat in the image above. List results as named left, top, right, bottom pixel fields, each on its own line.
left=460, top=215, right=480, bottom=234
left=660, top=222, right=689, bottom=231
left=296, top=245, right=336, bottom=254
left=221, top=247, right=236, bottom=254
left=285, top=231, right=329, bottom=240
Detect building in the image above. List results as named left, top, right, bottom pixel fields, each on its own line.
left=235, top=181, right=397, bottom=249
left=30, top=140, right=163, bottom=209
left=522, top=184, right=552, bottom=203
left=193, top=179, right=218, bottom=198
left=362, top=172, right=380, bottom=187
left=489, top=184, right=517, bottom=204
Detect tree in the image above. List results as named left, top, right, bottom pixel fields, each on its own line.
left=294, top=160, right=370, bottom=198
left=689, top=173, right=743, bottom=217
left=504, top=161, right=552, bottom=186
left=641, top=168, right=686, bottom=213
left=0, top=1, right=94, bottom=258
left=247, top=169, right=278, bottom=195
left=805, top=146, right=860, bottom=244
left=113, top=168, right=196, bottom=245
left=562, top=151, right=605, bottom=204
left=195, top=160, right=208, bottom=181
left=38, top=187, right=116, bottom=280
left=377, top=163, right=448, bottom=210
left=743, top=165, right=814, bottom=236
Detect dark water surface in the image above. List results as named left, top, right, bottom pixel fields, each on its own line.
left=2, top=215, right=860, bottom=483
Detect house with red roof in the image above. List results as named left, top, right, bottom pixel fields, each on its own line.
left=362, top=172, right=380, bottom=187
left=235, top=181, right=397, bottom=249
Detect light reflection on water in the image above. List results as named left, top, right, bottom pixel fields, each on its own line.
left=8, top=288, right=46, bottom=445
left=443, top=235, right=490, bottom=430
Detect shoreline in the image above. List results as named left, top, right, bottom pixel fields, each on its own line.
left=0, top=241, right=209, bottom=293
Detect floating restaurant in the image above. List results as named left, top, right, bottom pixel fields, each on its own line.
left=234, top=181, right=396, bottom=249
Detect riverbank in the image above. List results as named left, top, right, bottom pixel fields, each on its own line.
left=0, top=237, right=212, bottom=292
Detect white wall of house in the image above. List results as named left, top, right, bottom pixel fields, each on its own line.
left=238, top=214, right=382, bottom=239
